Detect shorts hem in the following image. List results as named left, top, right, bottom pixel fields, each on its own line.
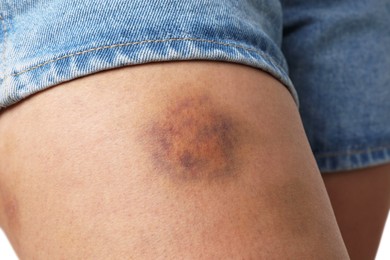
left=0, top=37, right=299, bottom=109
left=316, top=145, right=390, bottom=173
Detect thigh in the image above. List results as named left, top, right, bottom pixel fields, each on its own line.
left=0, top=61, right=349, bottom=259
left=322, top=164, right=390, bottom=260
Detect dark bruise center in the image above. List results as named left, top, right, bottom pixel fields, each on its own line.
left=147, top=94, right=238, bottom=179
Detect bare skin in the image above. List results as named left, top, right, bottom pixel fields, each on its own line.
left=0, top=61, right=349, bottom=259
left=322, top=164, right=390, bottom=260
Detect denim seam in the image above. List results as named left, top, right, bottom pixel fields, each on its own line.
left=10, top=37, right=287, bottom=78
left=315, top=144, right=390, bottom=158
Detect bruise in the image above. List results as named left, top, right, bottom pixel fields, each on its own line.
left=143, top=94, right=241, bottom=180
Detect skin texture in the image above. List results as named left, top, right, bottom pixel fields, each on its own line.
left=322, top=164, right=390, bottom=260
left=0, top=61, right=350, bottom=259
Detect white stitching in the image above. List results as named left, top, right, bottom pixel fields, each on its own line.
left=315, top=144, right=390, bottom=158
left=11, top=37, right=286, bottom=77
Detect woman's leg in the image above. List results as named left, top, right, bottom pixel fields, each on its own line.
left=0, top=61, right=349, bottom=259
left=322, top=164, right=390, bottom=260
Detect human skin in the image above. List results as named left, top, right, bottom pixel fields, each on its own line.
left=0, top=61, right=349, bottom=259
left=322, top=164, right=390, bottom=260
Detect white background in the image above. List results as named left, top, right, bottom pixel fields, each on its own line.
left=0, top=214, right=389, bottom=259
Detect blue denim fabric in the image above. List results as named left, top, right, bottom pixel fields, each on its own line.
left=281, top=0, right=390, bottom=172
left=1, top=0, right=390, bottom=173
left=0, top=0, right=296, bottom=107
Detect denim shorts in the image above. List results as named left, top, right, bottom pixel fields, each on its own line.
left=1, top=0, right=389, bottom=173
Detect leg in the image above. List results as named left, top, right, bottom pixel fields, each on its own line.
left=0, top=62, right=349, bottom=259
left=322, top=164, right=390, bottom=260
